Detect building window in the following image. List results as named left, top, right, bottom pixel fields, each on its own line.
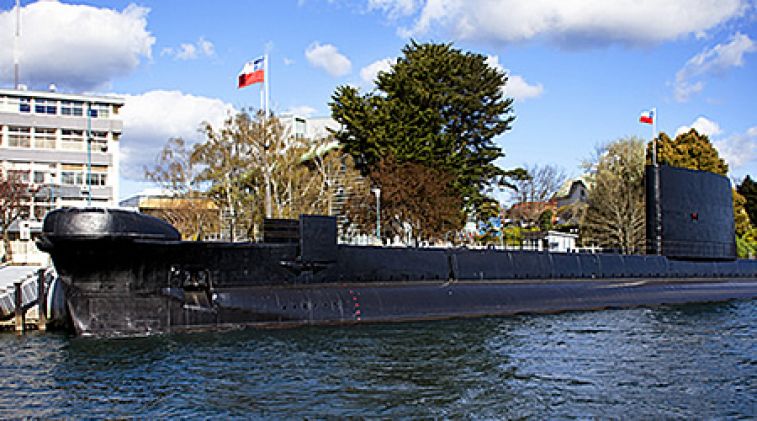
left=8, top=169, right=30, bottom=183
left=60, top=164, right=108, bottom=187
left=91, top=131, right=108, bottom=151
left=19, top=97, right=30, bottom=113
left=34, top=99, right=57, bottom=115
left=61, top=171, right=84, bottom=186
left=33, top=171, right=46, bottom=184
left=88, top=103, right=110, bottom=119
left=8, top=126, right=31, bottom=148
left=33, top=128, right=57, bottom=149
left=61, top=101, right=84, bottom=116
left=87, top=172, right=108, bottom=187
left=90, top=165, right=108, bottom=186
left=61, top=129, right=84, bottom=150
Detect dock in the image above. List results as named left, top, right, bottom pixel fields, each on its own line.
left=0, top=265, right=50, bottom=332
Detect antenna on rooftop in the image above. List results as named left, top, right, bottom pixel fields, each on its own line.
left=13, top=0, right=20, bottom=89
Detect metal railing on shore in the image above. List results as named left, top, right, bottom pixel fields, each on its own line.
left=0, top=266, right=53, bottom=333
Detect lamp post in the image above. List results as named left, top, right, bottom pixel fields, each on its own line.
left=49, top=172, right=56, bottom=211
left=371, top=187, right=381, bottom=243
left=86, top=102, right=92, bottom=206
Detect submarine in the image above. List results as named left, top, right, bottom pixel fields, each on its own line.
left=37, top=165, right=757, bottom=337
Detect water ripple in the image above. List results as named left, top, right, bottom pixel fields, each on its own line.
left=0, top=300, right=754, bottom=418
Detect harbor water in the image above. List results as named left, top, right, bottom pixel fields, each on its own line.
left=0, top=300, right=754, bottom=418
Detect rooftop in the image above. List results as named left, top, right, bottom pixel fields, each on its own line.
left=0, top=87, right=124, bottom=105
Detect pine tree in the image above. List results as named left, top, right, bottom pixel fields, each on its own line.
left=737, top=175, right=757, bottom=225
left=330, top=41, right=522, bottom=219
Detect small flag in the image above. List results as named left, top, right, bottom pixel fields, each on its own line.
left=639, top=109, right=654, bottom=125
left=238, top=57, right=265, bottom=89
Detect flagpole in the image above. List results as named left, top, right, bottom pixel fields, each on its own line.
left=651, top=106, right=662, bottom=256
left=264, top=53, right=270, bottom=116
left=259, top=86, right=264, bottom=112
left=263, top=53, right=272, bottom=218
left=651, top=107, right=657, bottom=166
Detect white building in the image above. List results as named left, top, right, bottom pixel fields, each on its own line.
left=0, top=87, right=123, bottom=263
left=279, top=114, right=339, bottom=140
left=523, top=230, right=579, bottom=252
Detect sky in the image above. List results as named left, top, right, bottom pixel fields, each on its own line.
left=0, top=0, right=755, bottom=202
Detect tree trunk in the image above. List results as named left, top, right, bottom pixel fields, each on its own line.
left=264, top=171, right=272, bottom=218
left=2, top=228, right=12, bottom=263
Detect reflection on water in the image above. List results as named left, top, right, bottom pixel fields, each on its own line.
left=0, top=301, right=754, bottom=418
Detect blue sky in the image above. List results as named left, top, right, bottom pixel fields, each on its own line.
left=1, top=0, right=755, bottom=201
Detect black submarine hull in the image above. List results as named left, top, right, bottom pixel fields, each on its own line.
left=64, top=276, right=757, bottom=337
left=38, top=208, right=757, bottom=337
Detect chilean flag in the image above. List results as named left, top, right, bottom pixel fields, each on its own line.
left=639, top=109, right=654, bottom=125
left=238, top=57, right=265, bottom=89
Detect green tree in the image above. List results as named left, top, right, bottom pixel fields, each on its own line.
left=733, top=189, right=751, bottom=237
left=737, top=175, right=757, bottom=225
left=538, top=209, right=554, bottom=231
left=330, top=41, right=523, bottom=219
left=648, top=129, right=728, bottom=175
left=582, top=137, right=646, bottom=254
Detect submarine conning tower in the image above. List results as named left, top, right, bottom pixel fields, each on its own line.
left=645, top=165, right=736, bottom=261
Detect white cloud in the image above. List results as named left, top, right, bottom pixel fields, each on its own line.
left=486, top=55, right=544, bottom=102
left=714, top=127, right=757, bottom=171
left=283, top=57, right=295, bottom=66
left=505, top=75, right=544, bottom=102
left=674, top=32, right=756, bottom=101
left=161, top=37, right=215, bottom=60
left=675, top=116, right=722, bottom=137
left=305, top=42, right=352, bottom=77
left=368, top=0, right=422, bottom=18
left=118, top=90, right=235, bottom=179
left=285, top=105, right=317, bottom=117
left=198, top=38, right=214, bottom=56
left=360, top=57, right=396, bottom=84
left=394, top=0, right=746, bottom=47
left=673, top=118, right=756, bottom=173
left=0, top=1, right=154, bottom=90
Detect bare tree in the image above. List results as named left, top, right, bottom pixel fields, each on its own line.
left=581, top=137, right=646, bottom=253
left=144, top=138, right=220, bottom=240
left=145, top=137, right=199, bottom=195
left=196, top=111, right=365, bottom=240
left=509, top=164, right=567, bottom=226
left=194, top=111, right=266, bottom=240
left=0, top=170, right=30, bottom=262
left=301, top=137, right=363, bottom=217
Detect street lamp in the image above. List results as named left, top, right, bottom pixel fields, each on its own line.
left=86, top=102, right=92, bottom=206
left=49, top=172, right=56, bottom=210
left=371, top=187, right=381, bottom=243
